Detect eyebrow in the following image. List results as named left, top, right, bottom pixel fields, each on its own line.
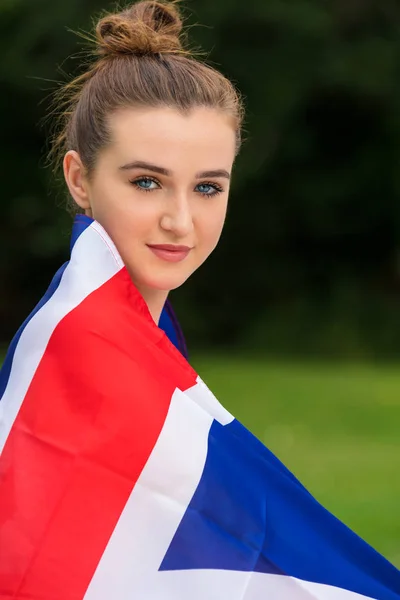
left=119, top=160, right=231, bottom=180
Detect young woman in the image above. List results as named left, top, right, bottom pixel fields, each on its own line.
left=0, top=2, right=399, bottom=599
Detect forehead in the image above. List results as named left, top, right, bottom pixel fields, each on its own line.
left=105, top=106, right=236, bottom=169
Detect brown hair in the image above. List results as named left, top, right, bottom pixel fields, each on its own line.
left=49, top=0, right=244, bottom=212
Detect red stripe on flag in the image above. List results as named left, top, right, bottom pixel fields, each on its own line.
left=0, top=268, right=197, bottom=599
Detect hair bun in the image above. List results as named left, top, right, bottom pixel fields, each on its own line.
left=96, top=1, right=184, bottom=57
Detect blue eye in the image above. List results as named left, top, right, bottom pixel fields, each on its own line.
left=131, top=177, right=160, bottom=192
left=196, top=182, right=223, bottom=197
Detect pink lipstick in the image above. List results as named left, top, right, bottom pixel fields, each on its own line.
left=147, top=244, right=192, bottom=263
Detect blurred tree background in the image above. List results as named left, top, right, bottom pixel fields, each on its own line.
left=2, top=0, right=400, bottom=358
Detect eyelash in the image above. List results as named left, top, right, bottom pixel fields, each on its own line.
left=197, top=181, right=224, bottom=197
left=129, top=176, right=224, bottom=197
left=128, top=176, right=158, bottom=193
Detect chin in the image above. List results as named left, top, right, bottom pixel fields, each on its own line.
left=138, top=270, right=193, bottom=293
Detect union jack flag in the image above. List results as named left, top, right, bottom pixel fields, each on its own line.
left=1, top=216, right=399, bottom=599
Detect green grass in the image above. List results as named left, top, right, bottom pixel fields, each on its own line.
left=192, top=355, right=400, bottom=567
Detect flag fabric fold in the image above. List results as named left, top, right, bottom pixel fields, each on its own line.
left=0, top=216, right=399, bottom=600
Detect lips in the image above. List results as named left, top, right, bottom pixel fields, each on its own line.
left=148, top=244, right=192, bottom=252
left=147, top=244, right=192, bottom=263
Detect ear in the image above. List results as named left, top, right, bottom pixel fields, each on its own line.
left=63, top=151, right=92, bottom=213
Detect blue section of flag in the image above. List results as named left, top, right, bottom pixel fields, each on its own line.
left=159, top=300, right=188, bottom=360
left=161, top=419, right=400, bottom=600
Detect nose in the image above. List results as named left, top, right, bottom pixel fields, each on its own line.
left=160, top=193, right=194, bottom=237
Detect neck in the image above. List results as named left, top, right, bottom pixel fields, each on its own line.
left=135, top=284, right=169, bottom=325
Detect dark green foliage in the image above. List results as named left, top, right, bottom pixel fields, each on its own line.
left=2, top=0, right=400, bottom=357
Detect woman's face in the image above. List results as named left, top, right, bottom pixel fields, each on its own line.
left=66, top=106, right=236, bottom=295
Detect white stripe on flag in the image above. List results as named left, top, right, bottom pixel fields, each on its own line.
left=188, top=375, right=234, bottom=425
left=84, top=386, right=214, bottom=598
left=84, top=382, right=375, bottom=600
left=0, top=222, right=123, bottom=455
left=149, top=569, right=376, bottom=600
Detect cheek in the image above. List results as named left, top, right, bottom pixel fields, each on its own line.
left=198, top=201, right=228, bottom=248
left=90, top=181, right=149, bottom=234
left=88, top=181, right=116, bottom=224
